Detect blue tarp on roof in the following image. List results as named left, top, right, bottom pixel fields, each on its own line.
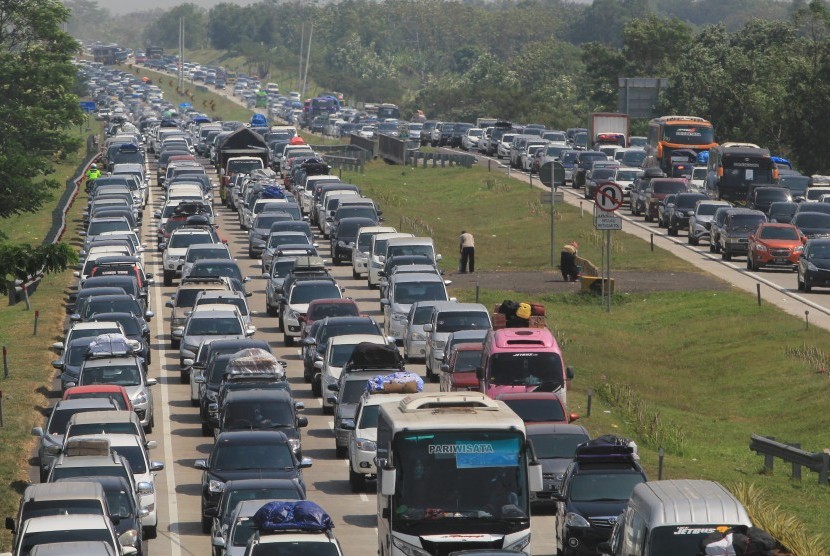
left=253, top=501, right=334, bottom=533
left=251, top=113, right=268, bottom=127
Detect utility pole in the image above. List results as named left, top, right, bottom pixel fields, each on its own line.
left=302, top=22, right=313, bottom=99
left=298, top=22, right=305, bottom=92
left=177, top=16, right=184, bottom=92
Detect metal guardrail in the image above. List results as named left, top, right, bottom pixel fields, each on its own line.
left=749, top=434, right=830, bottom=485
left=348, top=133, right=376, bottom=158
left=322, top=154, right=365, bottom=174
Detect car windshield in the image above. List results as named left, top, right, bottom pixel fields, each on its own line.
left=412, top=305, right=434, bottom=325
left=268, top=234, right=309, bottom=249
left=68, top=422, right=137, bottom=438
left=579, top=153, right=606, bottom=165
left=84, top=299, right=140, bottom=318
left=759, top=227, right=799, bottom=240
left=529, top=433, right=590, bottom=459
left=653, top=181, right=687, bottom=194
left=318, top=322, right=380, bottom=346
left=568, top=472, right=644, bottom=502
left=231, top=517, right=257, bottom=547
left=213, top=443, right=294, bottom=470
left=309, top=303, right=358, bottom=320
left=453, top=350, right=483, bottom=372
left=104, top=486, right=135, bottom=519
left=697, top=204, right=724, bottom=216
left=66, top=344, right=93, bottom=367
left=112, top=445, right=147, bottom=473
left=227, top=160, right=264, bottom=173
left=81, top=364, right=142, bottom=387
left=435, top=312, right=490, bottom=333
left=20, top=529, right=113, bottom=555
left=502, top=398, right=566, bottom=423
left=88, top=221, right=130, bottom=236
left=191, top=263, right=242, bottom=281
left=251, top=543, right=341, bottom=556
left=257, top=214, right=292, bottom=229
left=592, top=169, right=615, bottom=180
left=199, top=298, right=248, bottom=316
left=224, top=402, right=294, bottom=429
left=290, top=284, right=341, bottom=304
left=337, top=206, right=376, bottom=220
left=330, top=344, right=361, bottom=367
left=728, top=215, right=766, bottom=229
left=187, top=248, right=228, bottom=262
left=392, top=282, right=446, bottom=305
left=51, top=465, right=130, bottom=483
left=779, top=176, right=810, bottom=196
left=489, top=352, right=564, bottom=389
left=21, top=500, right=104, bottom=521
left=358, top=404, right=380, bottom=429
left=357, top=233, right=377, bottom=251
left=170, top=233, right=213, bottom=249
left=676, top=196, right=706, bottom=209
left=187, top=317, right=243, bottom=335
left=757, top=189, right=789, bottom=201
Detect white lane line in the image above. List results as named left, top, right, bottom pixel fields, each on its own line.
left=359, top=494, right=369, bottom=503
left=149, top=181, right=183, bottom=556
left=328, top=420, right=334, bottom=431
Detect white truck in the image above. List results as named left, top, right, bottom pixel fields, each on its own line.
left=375, top=392, right=543, bottom=556
left=589, top=112, right=630, bottom=149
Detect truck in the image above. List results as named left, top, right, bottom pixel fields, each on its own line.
left=589, top=113, right=630, bottom=149
left=376, top=392, right=543, bottom=556
left=214, top=128, right=270, bottom=187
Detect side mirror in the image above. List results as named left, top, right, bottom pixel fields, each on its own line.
left=326, top=396, right=337, bottom=405
left=566, top=366, right=575, bottom=380
left=150, top=461, right=165, bottom=472
left=423, top=323, right=433, bottom=332
left=51, top=360, right=63, bottom=369
left=31, top=427, right=44, bottom=437
left=314, top=360, right=323, bottom=369
left=5, top=517, right=15, bottom=533
left=137, top=481, right=153, bottom=495
left=208, top=403, right=218, bottom=413
left=340, top=420, right=355, bottom=430
left=569, top=413, right=580, bottom=422
left=194, top=459, right=208, bottom=470
left=299, top=457, right=313, bottom=468
left=145, top=440, right=158, bottom=450
left=379, top=462, right=397, bottom=496
left=145, top=310, right=155, bottom=320
left=327, top=383, right=339, bottom=392
left=165, top=300, right=174, bottom=308
left=146, top=378, right=158, bottom=387
left=245, top=326, right=257, bottom=336
left=297, top=416, right=308, bottom=428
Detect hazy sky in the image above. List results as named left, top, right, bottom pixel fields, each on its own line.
left=105, top=0, right=260, bottom=15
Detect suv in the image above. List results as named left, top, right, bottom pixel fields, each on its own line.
left=718, top=208, right=767, bottom=260
left=628, top=169, right=666, bottom=216
left=526, top=423, right=590, bottom=507
left=345, top=392, right=408, bottom=492
left=265, top=255, right=328, bottom=317
left=746, top=223, right=804, bottom=271
left=709, top=206, right=739, bottom=254
left=177, top=306, right=256, bottom=368
left=161, top=227, right=220, bottom=286
left=573, top=151, right=608, bottom=190
left=666, top=192, right=709, bottom=236
left=555, top=436, right=647, bottom=556
left=166, top=278, right=233, bottom=347
left=688, top=200, right=731, bottom=246
left=643, top=178, right=689, bottom=222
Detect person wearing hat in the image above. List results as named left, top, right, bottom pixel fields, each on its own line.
left=459, top=230, right=475, bottom=273
left=560, top=241, right=579, bottom=282
left=86, top=163, right=101, bottom=182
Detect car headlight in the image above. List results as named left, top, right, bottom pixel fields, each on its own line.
left=755, top=244, right=768, bottom=252
left=288, top=438, right=300, bottom=453
left=208, top=479, right=225, bottom=493
left=392, top=537, right=430, bottom=556
left=434, top=340, right=445, bottom=349
left=808, top=262, right=818, bottom=271
left=355, top=438, right=376, bottom=451
left=120, top=529, right=139, bottom=547
left=564, top=512, right=591, bottom=528
left=132, top=391, right=148, bottom=405
left=504, top=534, right=531, bottom=551
left=794, top=245, right=804, bottom=253
left=287, top=309, right=299, bottom=321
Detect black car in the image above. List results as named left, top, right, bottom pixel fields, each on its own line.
left=792, top=211, right=830, bottom=240
left=449, top=123, right=474, bottom=148
left=666, top=192, right=709, bottom=236
left=748, top=186, right=791, bottom=213
left=526, top=424, right=590, bottom=506
left=656, top=194, right=676, bottom=228
left=798, top=238, right=830, bottom=292
left=80, top=275, right=145, bottom=312
left=719, top=209, right=767, bottom=260
left=186, top=337, right=270, bottom=386
left=215, top=389, right=307, bottom=456
left=768, top=201, right=798, bottom=224
left=198, top=353, right=235, bottom=435
left=195, top=431, right=312, bottom=533
left=573, top=151, right=607, bottom=189
left=70, top=286, right=127, bottom=315
left=555, top=437, right=647, bottom=556
left=331, top=217, right=377, bottom=265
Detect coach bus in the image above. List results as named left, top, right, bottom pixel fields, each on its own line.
left=704, top=145, right=778, bottom=202
left=645, top=115, right=717, bottom=174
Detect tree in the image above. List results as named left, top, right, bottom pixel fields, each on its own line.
left=622, top=14, right=692, bottom=77
left=0, top=243, right=77, bottom=298
left=142, top=3, right=207, bottom=50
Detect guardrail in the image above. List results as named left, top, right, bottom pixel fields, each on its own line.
left=408, top=150, right=476, bottom=168
left=348, top=133, right=376, bottom=158
left=322, top=154, right=365, bottom=174
left=749, top=434, right=830, bottom=485
left=377, top=134, right=420, bottom=165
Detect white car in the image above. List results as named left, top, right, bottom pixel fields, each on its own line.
left=316, top=334, right=388, bottom=414
left=367, top=232, right=413, bottom=289
left=161, top=228, right=217, bottom=286
left=11, top=514, right=138, bottom=556
left=612, top=166, right=642, bottom=199
left=460, top=128, right=483, bottom=151
left=346, top=392, right=408, bottom=492
left=351, top=226, right=396, bottom=279
left=281, top=280, right=343, bottom=346
left=244, top=529, right=343, bottom=556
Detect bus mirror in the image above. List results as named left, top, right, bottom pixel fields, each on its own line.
left=528, top=461, right=544, bottom=493
left=380, top=463, right=396, bottom=496
left=566, top=366, right=575, bottom=380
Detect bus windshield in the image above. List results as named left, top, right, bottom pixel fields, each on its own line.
left=393, top=431, right=528, bottom=521
left=488, top=352, right=564, bottom=389
left=663, top=124, right=714, bottom=145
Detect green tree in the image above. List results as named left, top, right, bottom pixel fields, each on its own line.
left=622, top=14, right=692, bottom=76
left=142, top=3, right=207, bottom=50
left=0, top=243, right=77, bottom=298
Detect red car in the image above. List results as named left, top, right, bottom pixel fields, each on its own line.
left=63, top=385, right=133, bottom=411
left=439, top=343, right=484, bottom=392
left=747, top=223, right=804, bottom=271
left=300, top=298, right=361, bottom=339
left=496, top=392, right=579, bottom=424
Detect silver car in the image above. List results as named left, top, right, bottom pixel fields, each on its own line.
left=176, top=307, right=256, bottom=368
left=75, top=355, right=157, bottom=432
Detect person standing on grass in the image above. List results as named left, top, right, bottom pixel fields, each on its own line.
left=459, top=230, right=475, bottom=273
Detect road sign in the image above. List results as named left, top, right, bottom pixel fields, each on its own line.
left=540, top=191, right=564, bottom=204
left=594, top=182, right=624, bottom=212
left=539, top=161, right=565, bottom=188
left=79, top=101, right=96, bottom=113
left=595, top=213, right=623, bottom=230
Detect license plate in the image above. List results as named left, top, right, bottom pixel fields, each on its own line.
left=774, top=258, right=787, bottom=264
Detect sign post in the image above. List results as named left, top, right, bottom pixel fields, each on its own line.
left=540, top=162, right=566, bottom=267
left=593, top=182, right=624, bottom=312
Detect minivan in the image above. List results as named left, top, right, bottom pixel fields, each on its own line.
left=367, top=233, right=413, bottom=288
left=479, top=328, right=574, bottom=408
left=599, top=480, right=752, bottom=556
left=423, top=302, right=491, bottom=381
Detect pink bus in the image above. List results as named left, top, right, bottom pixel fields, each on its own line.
left=478, top=328, right=574, bottom=407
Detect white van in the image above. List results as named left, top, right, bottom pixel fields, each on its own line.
left=367, top=233, right=413, bottom=288
left=384, top=236, right=441, bottom=266
left=352, top=226, right=396, bottom=279
left=599, top=480, right=752, bottom=556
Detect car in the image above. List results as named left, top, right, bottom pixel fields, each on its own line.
left=11, top=514, right=138, bottom=556
left=195, top=431, right=312, bottom=533
left=768, top=201, right=798, bottom=224
left=247, top=212, right=294, bottom=258
left=261, top=232, right=315, bottom=274
left=64, top=410, right=147, bottom=446
left=555, top=437, right=647, bottom=556
left=688, top=200, right=731, bottom=246
left=316, top=334, right=388, bottom=411
left=496, top=392, right=577, bottom=424
left=643, top=178, right=689, bottom=222
left=718, top=209, right=767, bottom=260
left=709, top=206, right=740, bottom=253
left=71, top=294, right=153, bottom=324
left=208, top=478, right=306, bottom=555
left=573, top=151, right=608, bottom=190
left=180, top=243, right=232, bottom=280
left=214, top=389, right=308, bottom=456
left=746, top=223, right=804, bottom=271
left=797, top=238, right=830, bottom=292
left=264, top=255, right=327, bottom=317
left=87, top=312, right=151, bottom=366
left=525, top=423, right=590, bottom=506
left=331, top=217, right=378, bottom=266
left=280, top=279, right=343, bottom=346
left=62, top=385, right=132, bottom=411
left=303, top=316, right=385, bottom=386
left=656, top=194, right=676, bottom=228
left=439, top=342, right=486, bottom=392
left=381, top=272, right=452, bottom=343
left=792, top=210, right=830, bottom=240
left=166, top=278, right=234, bottom=348
left=161, top=228, right=221, bottom=285
left=402, top=300, right=442, bottom=363
left=31, top=398, right=120, bottom=482
left=583, top=167, right=618, bottom=200
left=666, top=192, right=709, bottom=236
left=52, top=337, right=97, bottom=391
left=345, top=391, right=409, bottom=492
left=177, top=307, right=256, bottom=368
left=747, top=186, right=791, bottom=213
left=242, top=502, right=343, bottom=556
left=423, top=303, right=491, bottom=381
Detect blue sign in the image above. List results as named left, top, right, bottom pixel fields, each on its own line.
left=178, top=102, right=192, bottom=109
left=79, top=101, right=97, bottom=113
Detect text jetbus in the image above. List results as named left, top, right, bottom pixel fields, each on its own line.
left=375, top=392, right=543, bottom=556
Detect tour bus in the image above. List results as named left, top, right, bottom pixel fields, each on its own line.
left=645, top=116, right=717, bottom=174
left=377, top=103, right=401, bottom=121
left=704, top=145, right=778, bottom=203
left=479, top=328, right=574, bottom=408
left=376, top=392, right=543, bottom=556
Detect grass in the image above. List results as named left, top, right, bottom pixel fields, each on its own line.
left=452, top=287, right=830, bottom=544
left=338, top=161, right=699, bottom=274
left=0, top=143, right=91, bottom=551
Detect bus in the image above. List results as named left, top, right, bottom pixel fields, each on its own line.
left=377, top=103, right=401, bottom=121
left=376, top=392, right=542, bottom=556
left=704, top=145, right=778, bottom=202
left=645, top=115, right=717, bottom=174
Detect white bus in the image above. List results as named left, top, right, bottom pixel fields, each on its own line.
left=375, top=392, right=543, bottom=556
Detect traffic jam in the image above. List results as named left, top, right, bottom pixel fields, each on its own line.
left=5, top=59, right=790, bottom=556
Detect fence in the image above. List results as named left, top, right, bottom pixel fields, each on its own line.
left=8, top=134, right=99, bottom=306
left=398, top=215, right=434, bottom=237
left=749, top=434, right=830, bottom=485
left=408, top=150, right=476, bottom=168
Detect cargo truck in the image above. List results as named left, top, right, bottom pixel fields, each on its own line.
left=589, top=113, right=630, bottom=149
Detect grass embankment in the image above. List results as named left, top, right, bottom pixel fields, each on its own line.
left=0, top=126, right=96, bottom=551
left=337, top=161, right=830, bottom=549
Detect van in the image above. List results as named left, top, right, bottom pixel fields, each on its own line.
left=423, top=302, right=491, bottom=381
left=480, top=328, right=574, bottom=408
left=6, top=482, right=110, bottom=540
left=367, top=233, right=413, bottom=288
left=599, top=480, right=752, bottom=556
left=384, top=237, right=440, bottom=265
left=352, top=226, right=396, bottom=279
